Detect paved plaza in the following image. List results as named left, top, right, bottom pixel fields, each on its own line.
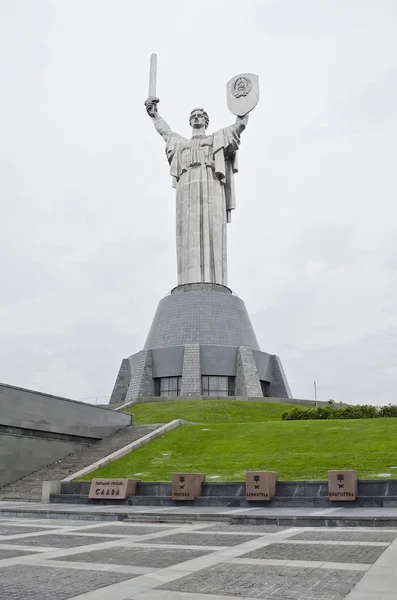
left=1, top=509, right=397, bottom=599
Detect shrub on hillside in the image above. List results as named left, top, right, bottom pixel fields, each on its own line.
left=282, top=407, right=315, bottom=420
left=335, top=404, right=378, bottom=419
left=282, top=403, right=397, bottom=421
left=379, top=404, right=397, bottom=418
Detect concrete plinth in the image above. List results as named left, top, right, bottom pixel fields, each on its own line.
left=110, top=283, right=291, bottom=404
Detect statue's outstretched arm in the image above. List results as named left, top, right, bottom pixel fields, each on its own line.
left=234, top=114, right=249, bottom=135
left=145, top=97, right=173, bottom=142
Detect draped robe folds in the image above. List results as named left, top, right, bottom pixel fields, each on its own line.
left=164, top=125, right=241, bottom=286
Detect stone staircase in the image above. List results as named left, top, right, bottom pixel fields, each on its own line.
left=0, top=424, right=161, bottom=502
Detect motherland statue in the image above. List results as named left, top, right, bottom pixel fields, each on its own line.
left=109, top=56, right=292, bottom=405
left=144, top=55, right=259, bottom=288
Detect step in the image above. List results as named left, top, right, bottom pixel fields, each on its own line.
left=2, top=504, right=397, bottom=529
left=49, top=494, right=397, bottom=508
left=0, top=424, right=161, bottom=500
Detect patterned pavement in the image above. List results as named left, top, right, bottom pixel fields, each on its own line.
left=0, top=515, right=396, bottom=599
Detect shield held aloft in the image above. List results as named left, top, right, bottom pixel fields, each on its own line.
left=227, top=73, right=259, bottom=116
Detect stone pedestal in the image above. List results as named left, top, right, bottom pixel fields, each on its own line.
left=172, top=473, right=206, bottom=500
left=328, top=470, right=357, bottom=501
left=110, top=283, right=291, bottom=404
left=246, top=471, right=278, bottom=501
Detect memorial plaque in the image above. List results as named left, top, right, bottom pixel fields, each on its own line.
left=328, top=470, right=357, bottom=501
left=246, top=471, right=278, bottom=501
left=88, top=478, right=137, bottom=500
left=172, top=473, right=206, bottom=500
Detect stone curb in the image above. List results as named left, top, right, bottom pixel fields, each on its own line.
left=114, top=399, right=139, bottom=411
left=2, top=506, right=397, bottom=528
left=114, top=396, right=347, bottom=411
left=124, top=513, right=397, bottom=528
left=61, top=419, right=186, bottom=482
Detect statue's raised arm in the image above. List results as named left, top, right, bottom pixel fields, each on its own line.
left=144, top=97, right=174, bottom=143
left=234, top=113, right=249, bottom=135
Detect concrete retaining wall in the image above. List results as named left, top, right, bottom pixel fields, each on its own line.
left=0, top=382, right=132, bottom=488
left=0, top=383, right=131, bottom=438
left=0, top=435, right=78, bottom=488
left=52, top=479, right=397, bottom=509
left=59, top=479, right=397, bottom=498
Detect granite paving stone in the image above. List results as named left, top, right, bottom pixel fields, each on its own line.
left=198, top=524, right=288, bottom=534
left=30, top=519, right=98, bottom=527
left=1, top=514, right=395, bottom=600
left=241, top=542, right=386, bottom=564
left=0, top=548, right=39, bottom=559
left=74, top=525, right=175, bottom=536
left=0, top=564, right=135, bottom=600
left=147, top=533, right=260, bottom=547
left=4, top=534, right=119, bottom=548
left=290, top=529, right=397, bottom=543
left=54, top=545, right=212, bottom=568
left=0, top=525, right=56, bottom=536
left=158, top=563, right=364, bottom=599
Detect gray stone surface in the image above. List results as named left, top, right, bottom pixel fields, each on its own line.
left=0, top=382, right=131, bottom=437
left=198, top=524, right=288, bottom=534
left=76, top=525, right=174, bottom=536
left=2, top=514, right=397, bottom=599
left=109, top=359, right=131, bottom=406
left=144, top=286, right=260, bottom=350
left=125, top=350, right=154, bottom=403
left=242, top=542, right=386, bottom=564
left=0, top=436, right=79, bottom=489
left=291, top=530, right=397, bottom=543
left=0, top=548, right=37, bottom=559
left=180, top=344, right=201, bottom=396
left=152, top=346, right=185, bottom=378
left=235, top=346, right=262, bottom=397
left=6, top=501, right=397, bottom=528
left=270, top=355, right=292, bottom=398
left=6, top=533, right=118, bottom=548
left=56, top=545, right=212, bottom=567
left=115, top=284, right=292, bottom=402
left=200, top=345, right=237, bottom=376
left=148, top=533, right=260, bottom=547
left=0, top=565, right=134, bottom=600
left=159, top=563, right=364, bottom=599
left=252, top=351, right=272, bottom=383
left=0, top=525, right=55, bottom=535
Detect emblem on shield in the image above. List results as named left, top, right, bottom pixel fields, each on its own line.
left=227, top=73, right=259, bottom=116
left=232, top=76, right=252, bottom=98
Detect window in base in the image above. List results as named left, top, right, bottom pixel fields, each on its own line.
left=154, top=376, right=182, bottom=397
left=260, top=380, right=270, bottom=397
left=202, top=376, right=235, bottom=397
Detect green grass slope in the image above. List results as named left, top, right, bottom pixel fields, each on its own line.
left=80, top=418, right=397, bottom=482
left=124, top=399, right=302, bottom=424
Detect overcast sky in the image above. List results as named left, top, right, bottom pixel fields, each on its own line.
left=1, top=0, right=397, bottom=405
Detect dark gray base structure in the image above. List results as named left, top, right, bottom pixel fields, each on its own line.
left=52, top=480, right=397, bottom=510
left=110, top=283, right=291, bottom=404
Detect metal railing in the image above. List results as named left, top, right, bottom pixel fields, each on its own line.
left=79, top=396, right=109, bottom=406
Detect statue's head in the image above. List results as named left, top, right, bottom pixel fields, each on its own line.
left=189, top=108, right=209, bottom=130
